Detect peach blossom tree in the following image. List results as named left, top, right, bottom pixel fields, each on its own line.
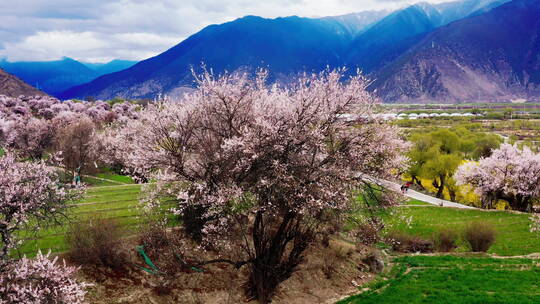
left=0, top=154, right=87, bottom=303
left=0, top=154, right=82, bottom=261
left=108, top=69, right=406, bottom=303
left=455, top=144, right=540, bottom=211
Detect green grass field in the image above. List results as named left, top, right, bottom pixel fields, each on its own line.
left=16, top=183, right=145, bottom=257
left=341, top=201, right=540, bottom=304
left=386, top=202, right=540, bottom=256
left=339, top=255, right=540, bottom=304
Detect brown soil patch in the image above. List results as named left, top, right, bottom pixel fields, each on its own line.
left=80, top=239, right=375, bottom=304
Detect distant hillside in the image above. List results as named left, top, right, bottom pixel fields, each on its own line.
left=345, top=3, right=441, bottom=74
left=82, top=60, right=137, bottom=76
left=0, top=68, right=46, bottom=97
left=372, top=0, right=540, bottom=103
left=345, top=0, right=508, bottom=74
left=436, top=0, right=511, bottom=24
left=60, top=16, right=353, bottom=100
left=0, top=58, right=137, bottom=97
left=322, top=10, right=391, bottom=36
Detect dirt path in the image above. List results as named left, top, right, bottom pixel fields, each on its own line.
left=82, top=174, right=126, bottom=185
left=372, top=177, right=477, bottom=209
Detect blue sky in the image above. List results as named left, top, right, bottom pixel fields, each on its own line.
left=0, top=0, right=449, bottom=63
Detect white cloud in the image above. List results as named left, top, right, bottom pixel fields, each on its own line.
left=0, top=0, right=451, bottom=63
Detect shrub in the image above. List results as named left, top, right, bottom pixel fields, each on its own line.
left=138, top=223, right=171, bottom=260
left=137, top=224, right=194, bottom=276
left=354, top=221, right=382, bottom=246
left=434, top=228, right=458, bottom=252
left=464, top=221, right=496, bottom=252
left=65, top=217, right=128, bottom=269
left=387, top=231, right=434, bottom=253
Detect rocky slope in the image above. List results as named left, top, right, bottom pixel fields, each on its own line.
left=372, top=0, right=540, bottom=103
left=0, top=68, right=46, bottom=97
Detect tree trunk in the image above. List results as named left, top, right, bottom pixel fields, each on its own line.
left=481, top=195, right=493, bottom=209
left=412, top=176, right=424, bottom=189
left=434, top=175, right=445, bottom=198
left=246, top=211, right=310, bottom=303
left=182, top=205, right=207, bottom=242
left=510, top=195, right=530, bottom=212
left=449, top=189, right=456, bottom=202
left=0, top=225, right=11, bottom=262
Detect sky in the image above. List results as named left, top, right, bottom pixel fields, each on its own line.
left=0, top=0, right=450, bottom=63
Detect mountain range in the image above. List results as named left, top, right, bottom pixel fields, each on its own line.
left=0, top=58, right=136, bottom=96
left=4, top=0, right=536, bottom=103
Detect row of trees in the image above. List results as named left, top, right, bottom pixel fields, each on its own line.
left=0, top=95, right=140, bottom=177
left=405, top=125, right=540, bottom=211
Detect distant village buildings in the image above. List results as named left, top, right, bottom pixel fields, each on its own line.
left=337, top=112, right=482, bottom=122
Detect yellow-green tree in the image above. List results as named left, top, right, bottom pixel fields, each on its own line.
left=407, top=128, right=501, bottom=200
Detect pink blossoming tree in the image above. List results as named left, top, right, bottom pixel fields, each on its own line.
left=455, top=144, right=540, bottom=211
left=107, top=69, right=406, bottom=303
left=0, top=154, right=87, bottom=303
left=0, top=154, right=82, bottom=261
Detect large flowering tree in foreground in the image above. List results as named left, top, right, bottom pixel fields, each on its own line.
left=0, top=251, right=87, bottom=304
left=108, top=69, right=406, bottom=303
left=455, top=144, right=540, bottom=211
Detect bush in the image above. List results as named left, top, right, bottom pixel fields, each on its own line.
left=434, top=228, right=458, bottom=252
left=464, top=221, right=496, bottom=252
left=354, top=221, right=382, bottom=246
left=65, top=217, right=128, bottom=269
left=138, top=223, right=194, bottom=276
left=387, top=231, right=434, bottom=253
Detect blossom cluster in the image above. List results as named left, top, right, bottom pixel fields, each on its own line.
left=0, top=251, right=87, bottom=304
left=0, top=95, right=139, bottom=123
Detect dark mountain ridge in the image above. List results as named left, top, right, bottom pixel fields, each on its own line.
left=60, top=16, right=353, bottom=100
